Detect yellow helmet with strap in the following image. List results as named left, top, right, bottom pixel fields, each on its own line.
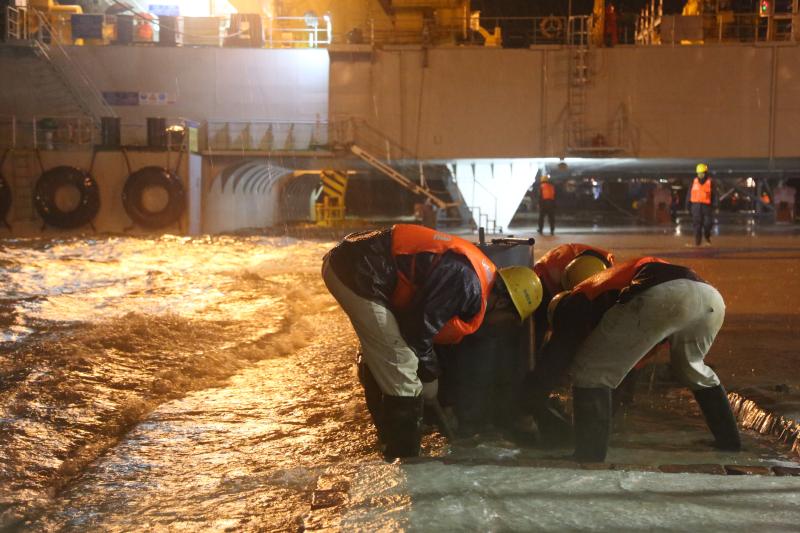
left=562, top=255, right=608, bottom=290
left=497, top=266, right=542, bottom=321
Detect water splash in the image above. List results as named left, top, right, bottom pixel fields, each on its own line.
left=729, top=392, right=800, bottom=458
left=0, top=235, right=333, bottom=528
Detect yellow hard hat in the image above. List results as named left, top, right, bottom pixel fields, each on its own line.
left=547, top=290, right=570, bottom=326
left=562, top=255, right=608, bottom=290
left=497, top=266, right=542, bottom=321
left=541, top=174, right=551, bottom=182
left=696, top=163, right=708, bottom=174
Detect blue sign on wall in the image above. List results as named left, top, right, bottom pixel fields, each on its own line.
left=102, top=91, right=140, bottom=106
left=148, top=4, right=180, bottom=16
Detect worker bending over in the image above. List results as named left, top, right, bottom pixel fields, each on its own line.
left=323, top=224, right=542, bottom=459
left=533, top=243, right=616, bottom=351
left=527, top=257, right=741, bottom=462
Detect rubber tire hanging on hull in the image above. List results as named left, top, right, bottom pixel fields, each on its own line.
left=122, top=166, right=185, bottom=229
left=0, top=173, right=11, bottom=225
left=34, top=166, right=100, bottom=229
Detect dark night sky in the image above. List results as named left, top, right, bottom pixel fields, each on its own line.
left=469, top=0, right=759, bottom=17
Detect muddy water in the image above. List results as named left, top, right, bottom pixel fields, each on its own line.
left=2, top=234, right=800, bottom=531
left=0, top=235, right=368, bottom=529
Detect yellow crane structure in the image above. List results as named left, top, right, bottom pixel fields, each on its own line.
left=265, top=0, right=469, bottom=45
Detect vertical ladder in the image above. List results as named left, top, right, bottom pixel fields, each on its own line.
left=566, top=16, right=591, bottom=151
left=10, top=151, right=37, bottom=222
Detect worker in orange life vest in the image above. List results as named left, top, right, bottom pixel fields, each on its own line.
left=686, top=163, right=718, bottom=246
left=525, top=257, right=740, bottom=462
left=538, top=174, right=557, bottom=236
left=532, top=243, right=616, bottom=351
left=322, top=224, right=542, bottom=458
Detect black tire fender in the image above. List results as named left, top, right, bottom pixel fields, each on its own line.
left=122, top=166, right=185, bottom=229
left=33, top=166, right=100, bottom=229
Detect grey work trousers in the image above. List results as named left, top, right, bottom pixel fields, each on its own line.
left=322, top=258, right=423, bottom=397
left=572, top=279, right=725, bottom=390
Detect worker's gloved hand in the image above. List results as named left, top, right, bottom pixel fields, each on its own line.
left=421, top=379, right=439, bottom=404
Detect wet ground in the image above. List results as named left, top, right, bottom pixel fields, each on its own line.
left=1, top=227, right=799, bottom=531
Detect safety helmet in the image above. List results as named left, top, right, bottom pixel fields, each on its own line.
left=696, top=163, right=708, bottom=174
left=562, top=255, right=608, bottom=290
left=547, top=290, right=570, bottom=326
left=541, top=174, right=551, bottom=182
left=497, top=266, right=543, bottom=321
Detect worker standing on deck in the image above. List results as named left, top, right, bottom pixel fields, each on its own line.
left=686, top=163, right=718, bottom=246
left=322, top=224, right=542, bottom=459
left=538, top=174, right=557, bottom=236
left=526, top=256, right=741, bottom=462
left=532, top=243, right=616, bottom=351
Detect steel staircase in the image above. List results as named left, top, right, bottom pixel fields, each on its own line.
left=350, top=144, right=448, bottom=209
left=30, top=11, right=115, bottom=123
left=338, top=118, right=472, bottom=226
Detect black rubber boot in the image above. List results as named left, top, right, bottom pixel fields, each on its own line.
left=358, top=361, right=388, bottom=442
left=573, top=387, right=613, bottom=462
left=382, top=395, right=423, bottom=459
left=692, top=385, right=742, bottom=451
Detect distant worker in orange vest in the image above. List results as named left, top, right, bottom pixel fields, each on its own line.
left=604, top=2, right=619, bottom=46
left=525, top=257, right=740, bottom=462
left=538, top=174, right=557, bottom=236
left=686, top=163, right=718, bottom=246
left=532, top=243, right=616, bottom=351
left=322, top=224, right=542, bottom=458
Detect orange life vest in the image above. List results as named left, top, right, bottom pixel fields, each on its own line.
left=533, top=243, right=616, bottom=296
left=572, top=256, right=668, bottom=301
left=690, top=178, right=712, bottom=205
left=540, top=182, right=556, bottom=201
left=390, top=224, right=496, bottom=345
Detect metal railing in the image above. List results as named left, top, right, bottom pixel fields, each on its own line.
left=119, top=117, right=195, bottom=148
left=17, top=10, right=333, bottom=49
left=638, top=12, right=799, bottom=44
left=4, top=5, right=28, bottom=40
left=330, top=116, right=430, bottom=187
left=361, top=15, right=593, bottom=47
left=33, top=116, right=94, bottom=149
left=205, top=119, right=328, bottom=152
left=267, top=15, right=332, bottom=47
left=0, top=116, right=94, bottom=150
left=330, top=117, right=418, bottom=162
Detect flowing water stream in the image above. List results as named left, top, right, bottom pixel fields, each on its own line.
left=2, top=235, right=799, bottom=532
left=0, top=235, right=378, bottom=529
